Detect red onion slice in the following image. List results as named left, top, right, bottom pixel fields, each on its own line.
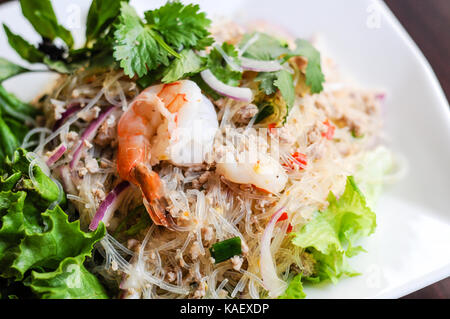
left=53, top=103, right=81, bottom=131
left=240, top=57, right=283, bottom=72
left=200, top=70, right=253, bottom=102
left=46, top=143, right=67, bottom=166
left=89, top=181, right=130, bottom=231
left=70, top=105, right=116, bottom=170
left=260, top=207, right=287, bottom=297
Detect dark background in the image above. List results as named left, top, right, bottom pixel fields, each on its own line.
left=0, top=0, right=448, bottom=299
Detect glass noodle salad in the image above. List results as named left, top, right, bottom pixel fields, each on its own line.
left=0, top=0, right=404, bottom=299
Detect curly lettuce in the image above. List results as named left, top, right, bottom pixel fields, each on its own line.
left=291, top=176, right=376, bottom=286
left=0, top=149, right=107, bottom=299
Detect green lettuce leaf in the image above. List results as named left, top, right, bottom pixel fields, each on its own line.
left=278, top=274, right=306, bottom=299
left=27, top=255, right=108, bottom=299
left=0, top=148, right=107, bottom=299
left=292, top=176, right=376, bottom=283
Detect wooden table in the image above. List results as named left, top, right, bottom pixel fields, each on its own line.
left=0, top=0, right=448, bottom=299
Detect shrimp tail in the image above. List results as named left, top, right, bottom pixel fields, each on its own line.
left=133, top=163, right=176, bottom=230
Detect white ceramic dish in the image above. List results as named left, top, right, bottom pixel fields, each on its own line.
left=0, top=0, right=449, bottom=299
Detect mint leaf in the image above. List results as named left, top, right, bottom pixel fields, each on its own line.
left=19, top=0, right=74, bottom=48
left=145, top=1, right=212, bottom=50
left=162, top=49, right=206, bottom=83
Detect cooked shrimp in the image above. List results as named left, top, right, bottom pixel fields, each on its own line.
left=216, top=152, right=288, bottom=194
left=117, top=80, right=218, bottom=228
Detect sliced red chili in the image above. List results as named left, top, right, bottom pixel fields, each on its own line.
left=276, top=212, right=288, bottom=223
left=283, top=152, right=307, bottom=170
left=268, top=123, right=277, bottom=134
left=286, top=224, right=293, bottom=233
left=322, top=119, right=335, bottom=140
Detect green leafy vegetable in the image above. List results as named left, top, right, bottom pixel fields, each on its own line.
left=208, top=43, right=242, bottom=86
left=162, top=49, right=207, bottom=83
left=113, top=2, right=171, bottom=78
left=210, top=236, right=242, bottom=263
left=27, top=255, right=108, bottom=299
left=287, top=39, right=325, bottom=94
left=114, top=1, right=212, bottom=79
left=273, top=70, right=295, bottom=111
left=0, top=57, right=30, bottom=83
left=3, top=25, right=45, bottom=64
left=144, top=1, right=212, bottom=50
left=240, top=32, right=289, bottom=61
left=86, top=0, right=128, bottom=45
left=0, top=148, right=107, bottom=299
left=278, top=274, right=306, bottom=299
left=255, top=72, right=278, bottom=95
left=0, top=113, right=20, bottom=160
left=19, top=0, right=74, bottom=48
left=0, top=85, right=39, bottom=118
left=292, top=176, right=376, bottom=283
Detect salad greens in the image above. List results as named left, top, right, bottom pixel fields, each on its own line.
left=286, top=176, right=376, bottom=295
left=278, top=177, right=376, bottom=299
left=0, top=13, right=108, bottom=296
left=0, top=149, right=107, bottom=299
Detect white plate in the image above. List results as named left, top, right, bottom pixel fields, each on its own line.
left=1, top=0, right=449, bottom=299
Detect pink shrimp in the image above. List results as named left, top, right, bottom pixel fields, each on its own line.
left=117, top=80, right=218, bottom=229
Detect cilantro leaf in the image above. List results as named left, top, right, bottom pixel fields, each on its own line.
left=255, top=70, right=295, bottom=122
left=86, top=0, right=129, bottom=45
left=255, top=72, right=278, bottom=95
left=273, top=69, right=295, bottom=110
left=208, top=43, right=242, bottom=86
left=113, top=2, right=170, bottom=78
left=240, top=32, right=289, bottom=61
left=2, top=25, right=44, bottom=64
left=145, top=1, right=212, bottom=50
left=162, top=49, right=207, bottom=83
left=288, top=39, right=325, bottom=94
left=19, top=0, right=74, bottom=48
